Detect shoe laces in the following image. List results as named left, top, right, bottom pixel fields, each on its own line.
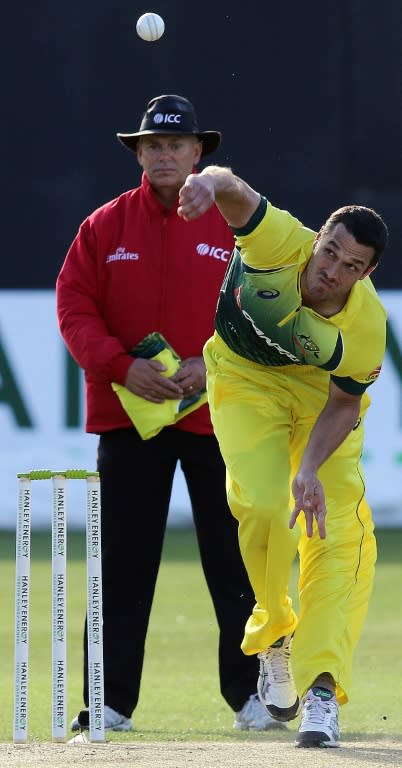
left=259, top=641, right=292, bottom=684
left=302, top=693, right=336, bottom=726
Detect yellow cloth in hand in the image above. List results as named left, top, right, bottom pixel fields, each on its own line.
left=112, top=342, right=207, bottom=440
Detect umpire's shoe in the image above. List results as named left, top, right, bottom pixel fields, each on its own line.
left=71, top=704, right=133, bottom=732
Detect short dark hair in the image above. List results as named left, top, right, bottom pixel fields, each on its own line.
left=322, top=205, right=389, bottom=266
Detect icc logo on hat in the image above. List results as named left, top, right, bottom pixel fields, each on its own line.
left=153, top=113, right=182, bottom=125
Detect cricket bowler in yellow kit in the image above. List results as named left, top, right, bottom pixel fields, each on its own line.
left=177, top=166, right=389, bottom=749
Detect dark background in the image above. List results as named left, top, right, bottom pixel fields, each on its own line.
left=3, top=0, right=401, bottom=288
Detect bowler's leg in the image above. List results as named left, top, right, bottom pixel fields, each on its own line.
left=291, top=420, right=376, bottom=703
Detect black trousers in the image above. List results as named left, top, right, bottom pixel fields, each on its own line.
left=83, top=426, right=258, bottom=717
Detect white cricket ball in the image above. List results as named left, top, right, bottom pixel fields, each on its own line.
left=136, top=12, right=165, bottom=42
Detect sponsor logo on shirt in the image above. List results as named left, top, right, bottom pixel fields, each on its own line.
left=196, top=243, right=231, bottom=262
left=294, top=333, right=320, bottom=359
left=242, top=310, right=300, bottom=363
left=365, top=365, right=382, bottom=382
left=257, top=289, right=280, bottom=299
left=106, top=246, right=139, bottom=263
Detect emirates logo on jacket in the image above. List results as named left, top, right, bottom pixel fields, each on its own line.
left=106, top=246, right=139, bottom=263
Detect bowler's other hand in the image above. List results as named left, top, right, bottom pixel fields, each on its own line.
left=124, top=358, right=184, bottom=403
left=178, top=173, right=215, bottom=221
left=289, top=472, right=327, bottom=539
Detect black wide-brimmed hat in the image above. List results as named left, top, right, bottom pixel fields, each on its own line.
left=116, top=94, right=221, bottom=157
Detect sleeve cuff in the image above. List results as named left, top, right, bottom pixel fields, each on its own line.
left=330, top=374, right=372, bottom=395
left=231, top=196, right=268, bottom=236
left=108, top=354, right=134, bottom=385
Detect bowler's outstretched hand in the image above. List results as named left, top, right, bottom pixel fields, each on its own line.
left=178, top=173, right=215, bottom=221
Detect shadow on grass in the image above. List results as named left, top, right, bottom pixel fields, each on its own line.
left=339, top=737, right=402, bottom=765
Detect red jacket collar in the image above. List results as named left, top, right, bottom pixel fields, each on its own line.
left=141, top=168, right=199, bottom=213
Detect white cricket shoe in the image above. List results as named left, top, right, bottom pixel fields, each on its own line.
left=234, top=693, right=289, bottom=731
left=257, top=634, right=299, bottom=722
left=295, top=687, right=340, bottom=748
left=71, top=704, right=133, bottom=732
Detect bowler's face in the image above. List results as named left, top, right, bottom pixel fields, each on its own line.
left=301, top=223, right=376, bottom=315
left=136, top=135, right=202, bottom=190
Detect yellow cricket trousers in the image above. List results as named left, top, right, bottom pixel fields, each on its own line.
left=204, top=333, right=377, bottom=705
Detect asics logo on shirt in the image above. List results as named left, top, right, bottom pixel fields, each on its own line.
left=257, top=289, right=280, bottom=299
left=106, top=246, right=139, bottom=263
left=196, top=243, right=231, bottom=262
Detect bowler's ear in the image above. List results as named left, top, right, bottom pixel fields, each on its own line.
left=361, top=263, right=377, bottom=280
left=312, top=227, right=323, bottom=251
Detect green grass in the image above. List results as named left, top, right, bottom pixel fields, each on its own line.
left=0, top=528, right=401, bottom=742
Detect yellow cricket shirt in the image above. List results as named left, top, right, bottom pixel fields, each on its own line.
left=215, top=197, right=386, bottom=395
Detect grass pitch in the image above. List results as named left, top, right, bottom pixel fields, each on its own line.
left=0, top=527, right=401, bottom=743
